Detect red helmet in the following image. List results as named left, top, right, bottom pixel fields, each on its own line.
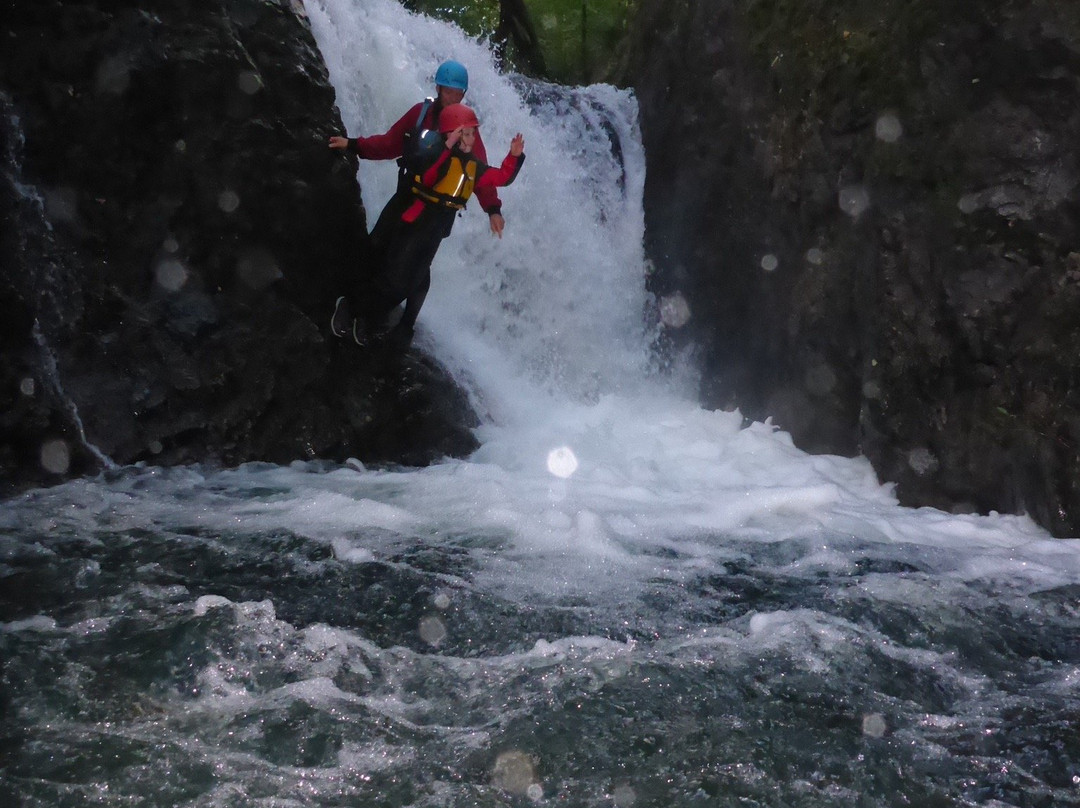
left=438, top=103, right=480, bottom=133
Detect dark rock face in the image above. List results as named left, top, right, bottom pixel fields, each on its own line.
left=1, top=0, right=479, bottom=494
left=625, top=0, right=1080, bottom=535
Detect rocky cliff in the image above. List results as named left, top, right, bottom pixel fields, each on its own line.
left=625, top=0, right=1080, bottom=536
left=1, top=0, right=479, bottom=495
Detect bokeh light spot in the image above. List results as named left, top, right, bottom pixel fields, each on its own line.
left=875, top=113, right=903, bottom=143
left=839, top=185, right=871, bottom=219
left=237, top=70, right=262, bottom=95
left=20, top=377, right=36, bottom=397
left=40, top=439, right=71, bottom=475
left=418, top=615, right=446, bottom=647
left=760, top=253, right=779, bottom=272
left=236, top=247, right=282, bottom=290
left=862, top=713, right=888, bottom=738
left=492, top=750, right=538, bottom=796
left=547, top=446, right=578, bottom=479
left=658, top=291, right=691, bottom=328
left=218, top=189, right=241, bottom=213
left=155, top=258, right=189, bottom=292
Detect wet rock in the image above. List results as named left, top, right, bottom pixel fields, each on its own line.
left=0, top=0, right=479, bottom=495
left=625, top=0, right=1080, bottom=536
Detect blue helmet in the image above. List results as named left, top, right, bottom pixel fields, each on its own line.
left=434, top=59, right=468, bottom=92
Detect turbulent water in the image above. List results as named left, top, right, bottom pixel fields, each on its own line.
left=4, top=1, right=1080, bottom=806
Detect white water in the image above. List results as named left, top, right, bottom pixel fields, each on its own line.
left=300, top=0, right=1069, bottom=575
left=5, top=1, right=1080, bottom=805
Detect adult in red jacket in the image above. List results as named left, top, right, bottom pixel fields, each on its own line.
left=328, top=60, right=513, bottom=347
left=328, top=60, right=506, bottom=237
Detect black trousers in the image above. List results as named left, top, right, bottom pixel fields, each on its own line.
left=352, top=192, right=455, bottom=331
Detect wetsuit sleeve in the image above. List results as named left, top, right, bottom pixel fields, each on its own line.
left=349, top=103, right=424, bottom=160
left=475, top=151, right=525, bottom=189
left=472, top=130, right=503, bottom=215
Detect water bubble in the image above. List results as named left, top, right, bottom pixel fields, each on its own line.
left=40, top=439, right=71, bottom=475
left=236, top=247, right=283, bottom=290
left=907, top=447, right=939, bottom=476
left=44, top=187, right=79, bottom=223
left=805, top=247, right=825, bottom=266
left=237, top=70, right=262, bottom=95
left=957, top=194, right=980, bottom=214
left=547, top=446, right=579, bottom=479
left=155, top=258, right=189, bottom=292
left=805, top=364, right=837, bottom=397
left=20, top=377, right=36, bottom=396
left=613, top=783, right=637, bottom=806
left=760, top=253, right=779, bottom=272
left=526, top=784, right=543, bottom=801
left=218, top=189, right=241, bottom=213
left=875, top=113, right=903, bottom=143
left=95, top=56, right=130, bottom=95
left=433, top=592, right=452, bottom=610
left=839, top=185, right=871, bottom=219
left=658, top=291, right=691, bottom=328
left=418, top=615, right=447, bottom=647
left=862, top=713, right=888, bottom=738
left=492, top=750, right=538, bottom=795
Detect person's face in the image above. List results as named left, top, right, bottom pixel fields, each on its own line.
left=437, top=85, right=465, bottom=106
left=457, top=127, right=476, bottom=153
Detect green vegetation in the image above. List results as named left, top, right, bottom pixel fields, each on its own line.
left=404, top=0, right=637, bottom=84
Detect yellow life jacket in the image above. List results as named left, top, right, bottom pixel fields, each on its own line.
left=409, top=152, right=479, bottom=210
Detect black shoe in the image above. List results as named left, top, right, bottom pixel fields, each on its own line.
left=330, top=296, right=351, bottom=337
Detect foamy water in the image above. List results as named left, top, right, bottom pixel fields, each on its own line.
left=3, top=1, right=1080, bottom=805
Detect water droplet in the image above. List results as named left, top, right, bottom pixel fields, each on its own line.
left=218, top=189, right=240, bottom=213
left=957, top=194, right=980, bottom=214
left=760, top=253, right=779, bottom=272
left=862, top=713, right=887, bottom=738
left=433, top=592, right=451, bottom=610
left=875, top=113, right=903, bottom=143
left=658, top=291, right=691, bottom=328
left=95, top=56, right=130, bottom=95
left=237, top=70, right=262, bottom=95
left=155, top=258, right=189, bottom=292
left=418, top=615, right=446, bottom=647
left=546, top=446, right=578, bottom=479
left=40, top=439, right=71, bottom=474
left=839, top=185, right=871, bottom=219
left=492, top=750, right=538, bottom=795
left=236, top=247, right=282, bottom=290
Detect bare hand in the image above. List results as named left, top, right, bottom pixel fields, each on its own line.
left=328, top=136, right=349, bottom=151
left=489, top=213, right=505, bottom=238
left=509, top=133, right=524, bottom=157
left=445, top=126, right=463, bottom=149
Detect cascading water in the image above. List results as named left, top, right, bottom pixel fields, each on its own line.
left=2, top=1, right=1079, bottom=806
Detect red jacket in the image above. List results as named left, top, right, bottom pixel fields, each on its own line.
left=350, top=100, right=503, bottom=215
left=401, top=145, right=524, bottom=223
